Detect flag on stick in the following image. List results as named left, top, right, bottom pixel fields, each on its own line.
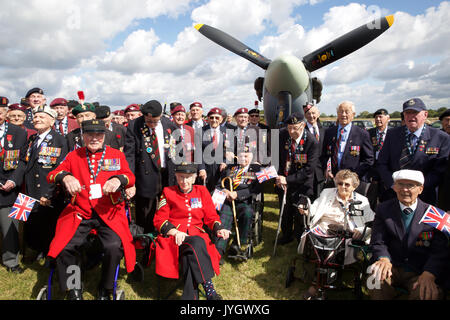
left=8, top=193, right=37, bottom=222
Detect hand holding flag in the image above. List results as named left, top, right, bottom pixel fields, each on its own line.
left=255, top=165, right=278, bottom=183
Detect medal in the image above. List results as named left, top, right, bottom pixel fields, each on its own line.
left=146, top=147, right=152, bottom=153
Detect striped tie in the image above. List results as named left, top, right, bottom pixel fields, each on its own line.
left=233, top=167, right=244, bottom=189
left=312, top=126, right=319, bottom=141
left=150, top=129, right=161, bottom=168
left=399, top=133, right=412, bottom=169
left=332, top=128, right=344, bottom=171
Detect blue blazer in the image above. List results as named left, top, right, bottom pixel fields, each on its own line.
left=370, top=198, right=449, bottom=280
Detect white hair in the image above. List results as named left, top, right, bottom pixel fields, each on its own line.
left=337, top=101, right=356, bottom=114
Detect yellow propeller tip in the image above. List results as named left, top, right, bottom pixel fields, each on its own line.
left=194, top=23, right=204, bottom=31
left=386, top=15, right=394, bottom=27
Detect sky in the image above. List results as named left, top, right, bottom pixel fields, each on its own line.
left=0, top=0, right=449, bottom=116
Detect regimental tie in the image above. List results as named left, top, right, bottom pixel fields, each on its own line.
left=233, top=167, right=244, bottom=189
left=212, top=130, right=218, bottom=149
left=332, top=128, right=344, bottom=171
left=403, top=207, right=413, bottom=216
left=312, top=126, right=319, bottom=141
left=150, top=128, right=161, bottom=169
left=399, top=132, right=416, bottom=169
left=377, top=130, right=385, bottom=151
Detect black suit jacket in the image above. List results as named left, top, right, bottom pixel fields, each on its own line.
left=0, top=123, right=28, bottom=206
left=370, top=198, right=449, bottom=280
left=124, top=116, right=178, bottom=198
left=110, top=122, right=127, bottom=148
left=217, top=163, right=262, bottom=202
left=320, top=124, right=374, bottom=179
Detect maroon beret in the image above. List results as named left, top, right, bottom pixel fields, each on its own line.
left=125, top=104, right=141, bottom=113
left=50, top=98, right=68, bottom=107
left=207, top=107, right=222, bottom=117
left=190, top=102, right=203, bottom=109
left=8, top=103, right=26, bottom=113
left=113, top=110, right=125, bottom=116
left=234, top=107, right=248, bottom=117
left=171, top=104, right=186, bottom=115
left=303, top=102, right=314, bottom=113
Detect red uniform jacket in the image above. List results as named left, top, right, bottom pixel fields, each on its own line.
left=153, top=185, right=222, bottom=279
left=46, top=146, right=136, bottom=272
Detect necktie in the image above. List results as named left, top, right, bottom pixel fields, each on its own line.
left=403, top=207, right=413, bottom=215
left=399, top=133, right=412, bottom=169
left=150, top=129, right=161, bottom=168
left=213, top=130, right=218, bottom=148
left=332, top=128, right=344, bottom=171
left=378, top=131, right=385, bottom=151
left=312, top=126, right=319, bottom=141
left=233, top=167, right=244, bottom=189
left=59, top=121, right=64, bottom=135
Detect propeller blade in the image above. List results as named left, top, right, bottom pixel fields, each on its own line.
left=195, top=24, right=272, bottom=70
left=302, top=15, right=394, bottom=72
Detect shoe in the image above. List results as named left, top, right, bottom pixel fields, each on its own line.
left=67, top=289, right=83, bottom=300
left=207, top=292, right=223, bottom=300
left=97, top=287, right=111, bottom=300
left=6, top=265, right=24, bottom=274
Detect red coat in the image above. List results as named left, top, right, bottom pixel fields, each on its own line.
left=46, top=146, right=136, bottom=273
left=153, top=185, right=222, bottom=279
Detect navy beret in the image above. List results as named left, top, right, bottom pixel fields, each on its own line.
left=26, top=87, right=44, bottom=98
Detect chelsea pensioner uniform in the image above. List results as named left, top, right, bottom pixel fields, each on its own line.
left=46, top=145, right=136, bottom=291
left=152, top=185, right=225, bottom=299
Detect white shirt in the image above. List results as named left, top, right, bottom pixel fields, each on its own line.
left=36, top=129, right=52, bottom=148
left=154, top=122, right=165, bottom=168
left=399, top=200, right=418, bottom=213
left=306, top=122, right=319, bottom=139
left=0, top=122, right=5, bottom=147
left=192, top=119, right=204, bottom=130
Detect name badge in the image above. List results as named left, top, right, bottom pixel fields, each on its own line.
left=89, top=184, right=102, bottom=200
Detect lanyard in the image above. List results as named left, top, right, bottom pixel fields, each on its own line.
left=405, top=125, right=426, bottom=155
left=86, top=148, right=106, bottom=183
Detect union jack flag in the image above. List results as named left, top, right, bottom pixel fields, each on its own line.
left=211, top=189, right=227, bottom=211
left=255, top=166, right=278, bottom=183
left=8, top=193, right=37, bottom=222
left=310, top=225, right=329, bottom=237
left=326, top=157, right=332, bottom=172
left=420, top=205, right=450, bottom=236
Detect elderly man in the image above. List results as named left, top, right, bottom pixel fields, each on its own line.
left=124, top=100, right=178, bottom=233
left=0, top=97, right=28, bottom=273
left=23, top=88, right=46, bottom=129
left=50, top=98, right=79, bottom=136
left=377, top=98, right=450, bottom=205
left=171, top=104, right=195, bottom=163
left=368, top=169, right=449, bottom=300
left=124, top=104, right=142, bottom=122
left=276, top=112, right=319, bottom=244
left=439, top=109, right=450, bottom=135
left=437, top=109, right=450, bottom=211
left=7, top=103, right=37, bottom=138
left=23, top=105, right=68, bottom=262
left=186, top=102, right=207, bottom=130
left=95, top=105, right=126, bottom=150
left=320, top=101, right=374, bottom=193
left=47, top=119, right=136, bottom=300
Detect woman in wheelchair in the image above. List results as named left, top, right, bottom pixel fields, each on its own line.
left=297, top=169, right=375, bottom=299
left=153, top=163, right=231, bottom=300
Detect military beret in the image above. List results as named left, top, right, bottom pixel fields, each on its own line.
left=207, top=107, right=222, bottom=117
left=67, top=100, right=78, bottom=110
left=124, top=104, right=141, bottom=113
left=26, top=87, right=44, bottom=98
left=33, top=105, right=57, bottom=118
left=95, top=105, right=111, bottom=119
left=71, top=103, right=96, bottom=116
left=81, top=119, right=106, bottom=133
left=175, top=163, right=198, bottom=174
left=234, top=107, right=248, bottom=117
left=141, top=100, right=162, bottom=117
left=373, top=108, right=389, bottom=117
left=113, top=109, right=125, bottom=116
left=0, top=96, right=9, bottom=107
left=303, top=102, right=314, bottom=114
left=50, top=98, right=68, bottom=108
left=190, top=102, right=203, bottom=109
left=284, top=112, right=304, bottom=125
left=8, top=103, right=27, bottom=113
left=403, top=98, right=427, bottom=112
left=171, top=104, right=186, bottom=115
left=248, top=108, right=260, bottom=115
left=439, top=109, right=450, bottom=121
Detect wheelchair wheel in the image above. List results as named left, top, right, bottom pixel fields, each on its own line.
left=36, top=286, right=48, bottom=300
left=130, top=261, right=145, bottom=282
left=285, top=266, right=295, bottom=288
left=252, top=204, right=263, bottom=246
left=115, top=290, right=126, bottom=300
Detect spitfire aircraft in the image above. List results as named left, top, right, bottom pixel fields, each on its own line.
left=195, top=15, right=394, bottom=128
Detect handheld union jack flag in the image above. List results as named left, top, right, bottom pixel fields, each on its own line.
left=255, top=165, right=278, bottom=183
left=420, top=205, right=450, bottom=236
left=310, top=225, right=329, bottom=237
left=8, top=193, right=37, bottom=222
left=211, top=189, right=227, bottom=211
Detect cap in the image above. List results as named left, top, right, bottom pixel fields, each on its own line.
left=303, top=102, right=314, bottom=114
left=50, top=98, right=68, bottom=108
left=284, top=112, right=304, bottom=125
left=392, top=169, right=424, bottom=185
left=33, top=105, right=57, bottom=118
left=141, top=100, right=162, bottom=117
left=374, top=108, right=389, bottom=117
left=124, top=104, right=141, bottom=113
left=71, top=103, right=96, bottom=116
left=95, top=105, right=111, bottom=119
left=207, top=107, right=223, bottom=117
left=25, top=87, right=44, bottom=98
left=0, top=96, right=9, bottom=107
left=171, top=104, right=186, bottom=115
left=190, top=102, right=203, bottom=109
left=234, top=107, right=248, bottom=117
left=81, top=119, right=106, bottom=133
left=439, top=109, right=450, bottom=121
left=402, top=98, right=427, bottom=112
left=175, top=163, right=198, bottom=173
left=8, top=103, right=27, bottom=113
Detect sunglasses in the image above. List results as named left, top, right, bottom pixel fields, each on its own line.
left=209, top=116, right=221, bottom=120
left=337, top=182, right=352, bottom=188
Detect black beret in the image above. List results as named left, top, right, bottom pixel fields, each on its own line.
left=95, top=105, right=111, bottom=119
left=248, top=108, right=260, bottom=115
left=141, top=100, right=162, bottom=117
left=81, top=119, right=106, bottom=133
left=0, top=96, right=9, bottom=107
left=373, top=108, right=389, bottom=117
left=175, top=163, right=198, bottom=173
left=25, top=87, right=44, bottom=98
left=439, top=109, right=450, bottom=121
left=67, top=100, right=78, bottom=109
left=284, top=111, right=304, bottom=125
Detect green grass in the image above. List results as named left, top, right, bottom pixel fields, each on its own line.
left=0, top=190, right=365, bottom=300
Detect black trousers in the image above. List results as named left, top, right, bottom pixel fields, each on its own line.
left=24, top=204, right=59, bottom=254
left=135, top=195, right=157, bottom=234
left=180, top=236, right=215, bottom=300
left=55, top=212, right=123, bottom=292
left=275, top=187, right=304, bottom=242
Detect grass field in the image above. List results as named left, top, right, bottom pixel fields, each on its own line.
left=0, top=189, right=364, bottom=301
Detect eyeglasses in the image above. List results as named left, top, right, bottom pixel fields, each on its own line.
left=395, top=182, right=420, bottom=190
left=337, top=182, right=352, bottom=188
left=209, top=116, right=221, bottom=120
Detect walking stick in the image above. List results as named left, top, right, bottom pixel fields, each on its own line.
left=221, top=176, right=241, bottom=248
left=273, top=187, right=287, bottom=257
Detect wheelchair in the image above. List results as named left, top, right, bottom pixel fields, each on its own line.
left=285, top=195, right=372, bottom=300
